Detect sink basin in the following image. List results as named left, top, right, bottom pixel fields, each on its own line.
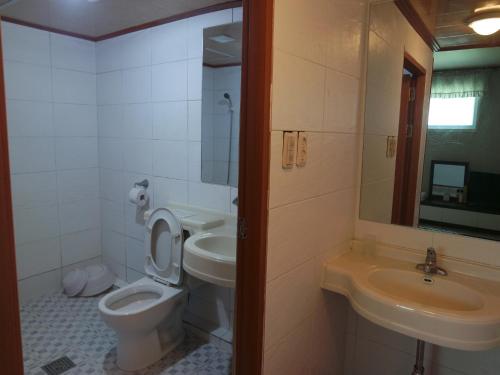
left=183, top=232, right=236, bottom=288
left=321, top=242, right=500, bottom=351
left=368, top=269, right=484, bottom=312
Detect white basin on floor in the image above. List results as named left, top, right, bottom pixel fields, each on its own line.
left=183, top=232, right=236, bottom=288
left=321, top=242, right=500, bottom=351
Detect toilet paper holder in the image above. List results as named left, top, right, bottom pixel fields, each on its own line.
left=134, top=179, right=149, bottom=189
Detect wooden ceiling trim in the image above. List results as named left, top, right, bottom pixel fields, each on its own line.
left=395, top=0, right=441, bottom=51
left=0, top=15, right=96, bottom=41
left=0, top=0, right=242, bottom=42
left=95, top=0, right=242, bottom=41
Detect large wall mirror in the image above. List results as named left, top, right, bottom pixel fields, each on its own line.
left=360, top=1, right=500, bottom=241
left=201, top=22, right=242, bottom=187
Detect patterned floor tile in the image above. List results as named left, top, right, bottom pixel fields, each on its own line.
left=21, top=291, right=232, bottom=374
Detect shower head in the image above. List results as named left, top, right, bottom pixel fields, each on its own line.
left=219, top=92, right=233, bottom=111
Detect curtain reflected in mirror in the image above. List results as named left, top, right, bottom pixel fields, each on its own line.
left=201, top=22, right=242, bottom=187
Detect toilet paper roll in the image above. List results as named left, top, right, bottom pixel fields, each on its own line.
left=128, top=187, right=149, bottom=208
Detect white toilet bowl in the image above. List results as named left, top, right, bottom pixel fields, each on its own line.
left=98, top=208, right=188, bottom=371
left=99, top=278, right=186, bottom=371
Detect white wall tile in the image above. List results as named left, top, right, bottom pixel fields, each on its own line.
left=11, top=172, right=58, bottom=208
left=51, top=33, right=96, bottom=73
left=264, top=259, right=318, bottom=349
left=123, top=139, right=153, bottom=174
left=98, top=105, right=124, bottom=137
left=188, top=58, right=202, bottom=100
left=188, top=141, right=201, bottom=182
left=122, top=66, right=151, bottom=103
left=271, top=50, right=325, bottom=131
left=188, top=182, right=230, bottom=212
left=153, top=140, right=187, bottom=179
left=4, top=61, right=52, bottom=101
left=99, top=138, right=123, bottom=170
left=102, top=230, right=126, bottom=265
left=9, top=137, right=56, bottom=174
left=100, top=168, right=124, bottom=203
left=101, top=198, right=125, bottom=234
left=152, top=101, right=187, bottom=140
left=59, top=199, right=100, bottom=234
left=125, top=203, right=147, bottom=240
left=2, top=22, right=50, bottom=65
left=61, top=229, right=101, bottom=266
left=126, top=268, right=146, bottom=283
left=53, top=103, right=97, bottom=137
left=121, top=30, right=151, bottom=69
left=18, top=269, right=61, bottom=304
left=55, top=137, right=98, bottom=170
left=6, top=100, right=53, bottom=137
left=154, top=177, right=188, bottom=206
left=13, top=204, right=60, bottom=245
left=152, top=61, right=187, bottom=101
left=96, top=37, right=123, bottom=73
left=151, top=20, right=188, bottom=64
left=52, top=69, right=96, bottom=104
left=97, top=71, right=122, bottom=104
left=16, top=238, right=60, bottom=279
left=123, top=103, right=153, bottom=139
left=126, top=237, right=145, bottom=272
left=57, top=168, right=99, bottom=203
left=188, top=101, right=202, bottom=141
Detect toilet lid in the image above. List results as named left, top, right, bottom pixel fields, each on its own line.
left=144, top=208, right=183, bottom=286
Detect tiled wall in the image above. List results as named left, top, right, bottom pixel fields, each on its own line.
left=350, top=2, right=500, bottom=374
left=95, top=8, right=241, bottom=340
left=2, top=22, right=100, bottom=304
left=263, top=0, right=367, bottom=373
left=201, top=65, right=241, bottom=187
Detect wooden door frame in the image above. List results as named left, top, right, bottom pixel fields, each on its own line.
left=392, top=52, right=426, bottom=226
left=0, top=0, right=273, bottom=373
left=0, top=19, right=24, bottom=375
left=234, top=0, right=272, bottom=374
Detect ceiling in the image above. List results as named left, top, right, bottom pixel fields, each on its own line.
left=0, top=0, right=236, bottom=39
left=434, top=46, right=500, bottom=69
left=407, top=0, right=500, bottom=50
left=203, top=22, right=241, bottom=67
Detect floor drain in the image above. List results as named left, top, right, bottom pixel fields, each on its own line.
left=41, top=356, right=76, bottom=375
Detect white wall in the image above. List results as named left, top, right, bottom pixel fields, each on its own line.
left=2, top=22, right=100, bottom=304
left=350, top=2, right=500, bottom=374
left=263, top=0, right=367, bottom=373
left=95, top=8, right=241, bottom=341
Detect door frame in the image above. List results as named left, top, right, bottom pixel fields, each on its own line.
left=0, top=20, right=24, bottom=375
left=234, top=0, right=272, bottom=374
left=0, top=0, right=273, bottom=373
left=392, top=52, right=426, bottom=226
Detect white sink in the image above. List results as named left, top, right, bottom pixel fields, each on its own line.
left=368, top=269, right=484, bottom=312
left=321, top=242, right=500, bottom=351
left=183, top=232, right=236, bottom=288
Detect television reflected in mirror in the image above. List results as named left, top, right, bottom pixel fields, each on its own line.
left=359, top=1, right=500, bottom=241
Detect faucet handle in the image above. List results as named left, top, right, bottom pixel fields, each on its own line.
left=426, top=247, right=436, bottom=263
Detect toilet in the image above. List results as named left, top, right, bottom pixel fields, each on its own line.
left=98, top=208, right=188, bottom=371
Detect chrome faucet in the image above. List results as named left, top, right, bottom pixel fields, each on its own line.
left=416, top=247, right=447, bottom=276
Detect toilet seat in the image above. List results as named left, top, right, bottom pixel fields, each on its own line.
left=144, top=208, right=183, bottom=286
left=99, top=278, right=185, bottom=317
